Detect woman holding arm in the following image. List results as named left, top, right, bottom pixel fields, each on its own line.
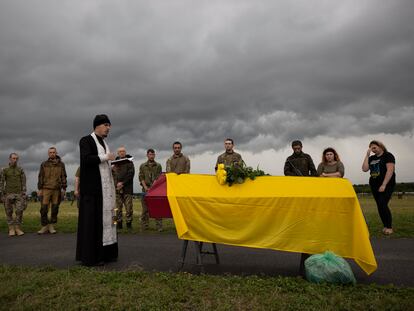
left=362, top=140, right=396, bottom=235
left=317, top=147, right=345, bottom=178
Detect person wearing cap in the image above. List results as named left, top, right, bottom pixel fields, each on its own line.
left=284, top=140, right=317, bottom=177
left=76, top=114, right=118, bottom=266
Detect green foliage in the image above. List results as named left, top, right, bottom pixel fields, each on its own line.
left=225, top=163, right=268, bottom=186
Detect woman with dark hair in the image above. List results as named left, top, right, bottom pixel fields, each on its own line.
left=317, top=147, right=345, bottom=177
left=362, top=140, right=396, bottom=235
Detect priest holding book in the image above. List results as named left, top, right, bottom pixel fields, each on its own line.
left=76, top=114, right=118, bottom=266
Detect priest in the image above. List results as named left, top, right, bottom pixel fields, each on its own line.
left=76, top=114, right=118, bottom=266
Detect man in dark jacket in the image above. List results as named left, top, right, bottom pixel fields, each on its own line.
left=112, top=146, right=135, bottom=230
left=37, top=147, right=67, bottom=234
left=76, top=114, right=117, bottom=266
left=284, top=140, right=317, bottom=177
left=283, top=140, right=317, bottom=276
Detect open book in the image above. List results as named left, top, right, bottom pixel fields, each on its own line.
left=111, top=157, right=134, bottom=165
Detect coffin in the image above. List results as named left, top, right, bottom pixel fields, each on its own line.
left=146, top=173, right=377, bottom=275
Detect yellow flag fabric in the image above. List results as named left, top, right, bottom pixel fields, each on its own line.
left=166, top=173, right=377, bottom=275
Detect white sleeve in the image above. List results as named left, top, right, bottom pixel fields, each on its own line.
left=99, top=154, right=108, bottom=162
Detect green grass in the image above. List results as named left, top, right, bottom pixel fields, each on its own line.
left=1, top=196, right=413, bottom=237
left=357, top=195, right=414, bottom=238
left=0, top=200, right=176, bottom=234
left=1, top=197, right=413, bottom=309
left=0, top=265, right=413, bottom=311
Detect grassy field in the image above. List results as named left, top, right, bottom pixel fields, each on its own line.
left=1, top=195, right=413, bottom=237
left=0, top=200, right=176, bottom=235
left=1, top=265, right=413, bottom=311
left=357, top=195, right=414, bottom=238
left=0, top=196, right=413, bottom=310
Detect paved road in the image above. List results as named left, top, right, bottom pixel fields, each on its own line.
left=1, top=233, right=413, bottom=287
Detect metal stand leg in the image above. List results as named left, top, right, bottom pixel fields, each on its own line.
left=178, top=240, right=189, bottom=269
left=179, top=240, right=220, bottom=270
left=212, top=243, right=220, bottom=264
left=195, top=242, right=203, bottom=266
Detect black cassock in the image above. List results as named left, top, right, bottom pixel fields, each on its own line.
left=76, top=134, right=118, bottom=266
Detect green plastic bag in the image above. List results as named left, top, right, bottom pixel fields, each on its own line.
left=305, top=251, right=356, bottom=285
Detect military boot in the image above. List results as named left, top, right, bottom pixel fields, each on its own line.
left=48, top=224, right=57, bottom=234
left=14, top=225, right=25, bottom=236
left=8, top=225, right=16, bottom=236
left=37, top=225, right=49, bottom=234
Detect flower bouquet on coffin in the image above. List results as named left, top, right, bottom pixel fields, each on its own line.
left=216, top=162, right=268, bottom=186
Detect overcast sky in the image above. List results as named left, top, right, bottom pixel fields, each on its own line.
left=1, top=0, right=413, bottom=192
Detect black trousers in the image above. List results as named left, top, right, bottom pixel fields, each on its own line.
left=76, top=194, right=118, bottom=266
left=371, top=183, right=394, bottom=228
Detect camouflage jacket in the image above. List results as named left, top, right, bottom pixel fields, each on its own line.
left=284, top=152, right=317, bottom=177
left=166, top=153, right=190, bottom=174
left=1, top=165, right=26, bottom=194
left=215, top=151, right=243, bottom=171
left=139, top=160, right=162, bottom=191
left=38, top=156, right=67, bottom=190
left=112, top=155, right=135, bottom=194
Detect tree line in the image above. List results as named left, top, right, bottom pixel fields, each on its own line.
left=353, top=182, right=414, bottom=193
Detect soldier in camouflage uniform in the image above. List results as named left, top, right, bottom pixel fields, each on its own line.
left=284, top=140, right=317, bottom=177
left=215, top=138, right=244, bottom=171
left=0, top=153, right=27, bottom=236
left=139, top=149, right=163, bottom=231
left=166, top=141, right=190, bottom=174
left=37, top=147, right=67, bottom=234
left=112, top=146, right=135, bottom=230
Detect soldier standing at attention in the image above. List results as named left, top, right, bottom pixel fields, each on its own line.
left=37, top=147, right=67, bottom=234
left=215, top=138, right=244, bottom=171
left=139, top=149, right=162, bottom=231
left=166, top=141, right=190, bottom=174
left=284, top=140, right=317, bottom=177
left=283, top=140, right=317, bottom=276
left=112, top=146, right=135, bottom=230
left=0, top=153, right=27, bottom=236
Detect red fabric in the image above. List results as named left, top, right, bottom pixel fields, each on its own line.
left=144, top=173, right=172, bottom=218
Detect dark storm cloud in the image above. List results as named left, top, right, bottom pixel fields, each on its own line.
left=1, top=0, right=413, bottom=189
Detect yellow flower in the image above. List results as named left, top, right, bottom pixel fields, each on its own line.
left=216, top=164, right=227, bottom=185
